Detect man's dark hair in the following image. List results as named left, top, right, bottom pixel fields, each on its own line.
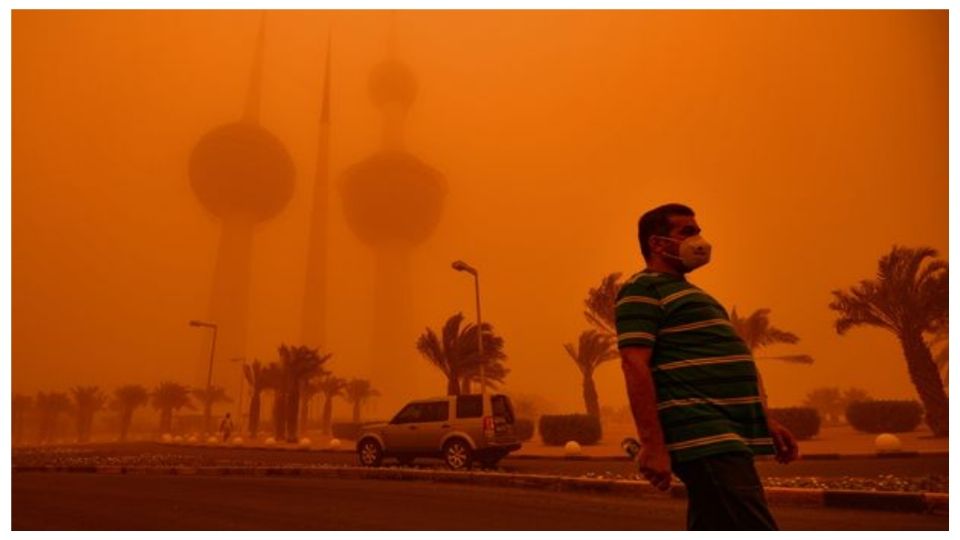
left=638, top=203, right=695, bottom=261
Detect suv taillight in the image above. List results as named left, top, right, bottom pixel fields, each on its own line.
left=483, top=416, right=495, bottom=438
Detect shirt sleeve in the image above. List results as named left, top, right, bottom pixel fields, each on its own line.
left=615, top=279, right=663, bottom=349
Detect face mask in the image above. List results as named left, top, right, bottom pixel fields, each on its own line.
left=655, top=235, right=712, bottom=272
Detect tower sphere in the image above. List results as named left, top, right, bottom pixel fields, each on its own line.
left=340, top=150, right=445, bottom=249
left=189, top=122, right=295, bottom=222
left=368, top=59, right=418, bottom=110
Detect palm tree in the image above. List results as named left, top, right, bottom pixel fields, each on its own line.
left=260, top=362, right=286, bottom=440
left=803, top=387, right=843, bottom=425
left=417, top=313, right=509, bottom=395
left=299, top=377, right=324, bottom=433
left=243, top=360, right=269, bottom=437
left=729, top=307, right=814, bottom=364
left=278, top=344, right=331, bottom=442
left=13, top=394, right=33, bottom=446
left=71, top=386, right=106, bottom=443
left=36, top=391, right=71, bottom=444
left=829, top=246, right=948, bottom=436
left=191, top=385, right=232, bottom=433
left=563, top=330, right=619, bottom=418
left=111, top=385, right=149, bottom=442
left=151, top=382, right=193, bottom=434
left=317, top=375, right=347, bottom=435
left=345, top=379, right=379, bottom=422
left=583, top=272, right=625, bottom=338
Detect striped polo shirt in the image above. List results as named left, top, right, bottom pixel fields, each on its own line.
left=615, top=270, right=774, bottom=463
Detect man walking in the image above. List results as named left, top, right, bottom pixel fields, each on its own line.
left=616, top=203, right=798, bottom=530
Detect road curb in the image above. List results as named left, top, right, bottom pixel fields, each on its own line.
left=13, top=464, right=946, bottom=515
left=156, top=442, right=947, bottom=462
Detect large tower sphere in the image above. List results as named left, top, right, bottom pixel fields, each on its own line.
left=368, top=59, right=418, bottom=110
left=189, top=122, right=295, bottom=222
left=340, top=150, right=445, bottom=249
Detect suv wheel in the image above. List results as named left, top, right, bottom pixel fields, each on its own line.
left=443, top=439, right=473, bottom=470
left=357, top=438, right=383, bottom=467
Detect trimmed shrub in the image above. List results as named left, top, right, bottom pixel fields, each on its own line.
left=514, top=418, right=535, bottom=441
left=768, top=407, right=821, bottom=440
left=846, top=400, right=923, bottom=433
left=538, top=414, right=602, bottom=446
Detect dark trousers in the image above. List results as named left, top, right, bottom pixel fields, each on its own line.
left=672, top=451, right=779, bottom=531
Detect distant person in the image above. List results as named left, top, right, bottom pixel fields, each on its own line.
left=219, top=412, right=234, bottom=442
left=616, top=203, right=798, bottom=530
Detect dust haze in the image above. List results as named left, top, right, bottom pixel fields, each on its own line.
left=12, top=10, right=948, bottom=420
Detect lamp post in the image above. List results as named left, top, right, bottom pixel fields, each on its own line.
left=189, top=320, right=218, bottom=434
left=230, top=357, right=246, bottom=424
left=451, top=260, right=486, bottom=395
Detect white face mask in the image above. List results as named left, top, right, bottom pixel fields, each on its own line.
left=655, top=235, right=712, bottom=272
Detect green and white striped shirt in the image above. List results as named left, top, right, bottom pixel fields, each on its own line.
left=615, top=270, right=775, bottom=463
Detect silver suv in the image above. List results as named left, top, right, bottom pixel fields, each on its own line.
left=356, top=393, right=521, bottom=470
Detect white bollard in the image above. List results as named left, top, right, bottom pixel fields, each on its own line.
left=187, top=436, right=198, bottom=443
left=232, top=436, right=244, bottom=445
left=207, top=436, right=218, bottom=444
left=264, top=437, right=276, bottom=445
left=875, top=433, right=903, bottom=453
left=172, top=435, right=184, bottom=442
left=564, top=440, right=582, bottom=456
left=328, top=438, right=341, bottom=449
left=299, top=438, right=312, bottom=446
left=160, top=433, right=173, bottom=443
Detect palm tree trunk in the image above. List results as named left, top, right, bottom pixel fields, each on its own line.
left=901, top=332, right=949, bottom=436
left=352, top=400, right=361, bottom=423
left=119, top=409, right=133, bottom=442
left=461, top=378, right=471, bottom=395
left=160, top=409, right=172, bottom=434
left=582, top=374, right=601, bottom=419
left=272, top=390, right=286, bottom=440
left=447, top=375, right=460, bottom=396
left=286, top=383, right=301, bottom=442
left=299, top=386, right=310, bottom=433
left=321, top=394, right=333, bottom=435
left=248, top=390, right=261, bottom=438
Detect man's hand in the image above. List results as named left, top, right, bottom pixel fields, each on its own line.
left=768, top=419, right=800, bottom=464
left=636, top=444, right=672, bottom=491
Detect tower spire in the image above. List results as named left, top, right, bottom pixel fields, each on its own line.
left=243, top=11, right=267, bottom=123
left=300, top=31, right=333, bottom=348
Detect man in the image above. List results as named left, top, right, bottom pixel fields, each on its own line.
left=219, top=412, right=234, bottom=442
left=616, top=203, right=798, bottom=530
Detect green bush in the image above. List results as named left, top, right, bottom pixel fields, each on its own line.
left=514, top=418, right=535, bottom=441
left=538, top=414, right=602, bottom=446
left=846, top=400, right=923, bottom=433
left=768, top=407, right=821, bottom=440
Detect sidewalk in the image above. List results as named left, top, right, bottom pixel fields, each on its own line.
left=513, top=424, right=949, bottom=458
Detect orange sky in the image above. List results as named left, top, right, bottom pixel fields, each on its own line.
left=12, top=10, right=948, bottom=417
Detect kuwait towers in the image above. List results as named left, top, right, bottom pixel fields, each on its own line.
left=340, top=26, right=447, bottom=407
left=188, top=16, right=295, bottom=386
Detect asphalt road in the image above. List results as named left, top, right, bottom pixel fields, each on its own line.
left=12, top=442, right=949, bottom=480
left=12, top=473, right=947, bottom=530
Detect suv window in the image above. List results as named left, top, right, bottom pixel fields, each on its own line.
left=456, top=395, right=483, bottom=418
left=392, top=403, right=426, bottom=424
left=492, top=395, right=515, bottom=423
left=392, top=401, right=449, bottom=424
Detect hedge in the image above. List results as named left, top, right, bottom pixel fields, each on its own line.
left=514, top=418, right=535, bottom=441
left=768, top=407, right=821, bottom=440
left=538, top=414, right=602, bottom=446
left=846, top=400, right=923, bottom=433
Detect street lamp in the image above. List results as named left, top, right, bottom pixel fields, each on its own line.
left=451, top=260, right=486, bottom=395
left=189, top=319, right=218, bottom=434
